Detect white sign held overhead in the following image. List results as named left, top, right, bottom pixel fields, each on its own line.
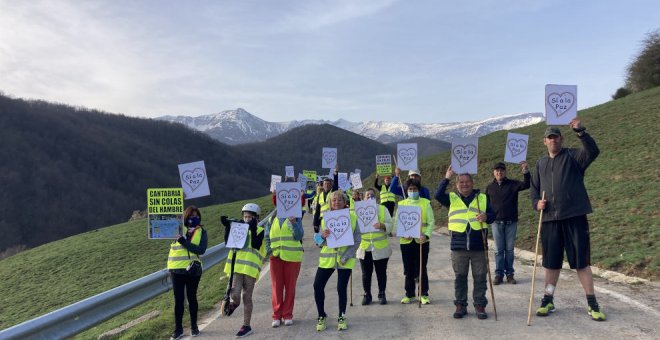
left=451, top=138, right=479, bottom=174
left=350, top=173, right=363, bottom=190
left=285, top=166, right=295, bottom=178
left=270, top=175, right=282, bottom=192
left=338, top=172, right=350, bottom=191
left=323, top=208, right=354, bottom=248
left=504, top=133, right=529, bottom=164
left=322, top=147, right=338, bottom=169
left=276, top=182, right=302, bottom=218
left=397, top=143, right=418, bottom=171
left=226, top=222, right=249, bottom=249
left=545, top=84, right=577, bottom=125
left=396, top=205, right=422, bottom=239
left=354, top=200, right=379, bottom=233
left=178, top=160, right=211, bottom=199
left=297, top=173, right=308, bottom=190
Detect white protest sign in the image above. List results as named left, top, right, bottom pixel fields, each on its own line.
left=297, top=173, right=308, bottom=190
left=354, top=169, right=361, bottom=174
left=396, top=205, right=422, bottom=238
left=545, top=84, right=577, bottom=125
left=276, top=182, right=302, bottom=218
left=397, top=143, right=418, bottom=171
left=354, top=200, right=379, bottom=233
left=270, top=175, right=282, bottom=192
left=350, top=173, right=363, bottom=190
left=338, top=172, right=350, bottom=191
left=504, top=133, right=529, bottom=164
left=178, top=161, right=210, bottom=199
left=322, top=147, right=338, bottom=169
left=451, top=138, right=479, bottom=174
left=285, top=166, right=295, bottom=178
left=323, top=208, right=354, bottom=248
left=227, top=222, right=249, bottom=249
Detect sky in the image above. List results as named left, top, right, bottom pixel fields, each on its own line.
left=1, top=0, right=658, bottom=123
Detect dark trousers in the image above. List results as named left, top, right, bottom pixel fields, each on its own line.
left=400, top=241, right=429, bottom=297
left=360, top=252, right=389, bottom=294
left=313, top=267, right=352, bottom=317
left=172, top=273, right=201, bottom=331
left=382, top=201, right=395, bottom=218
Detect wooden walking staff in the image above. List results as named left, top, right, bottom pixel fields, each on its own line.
left=476, top=194, right=497, bottom=320
left=350, top=273, right=353, bottom=306
left=528, top=191, right=546, bottom=326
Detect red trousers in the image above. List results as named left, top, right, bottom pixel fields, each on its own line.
left=269, top=256, right=302, bottom=320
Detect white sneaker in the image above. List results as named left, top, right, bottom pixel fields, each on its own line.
left=284, top=319, right=293, bottom=326
left=272, top=319, right=281, bottom=328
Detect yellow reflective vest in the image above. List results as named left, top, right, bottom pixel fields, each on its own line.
left=167, top=227, right=203, bottom=270
left=448, top=192, right=487, bottom=232
left=224, top=226, right=266, bottom=279
left=380, top=184, right=395, bottom=203
left=359, top=205, right=390, bottom=251
left=318, top=190, right=333, bottom=217
left=319, top=212, right=358, bottom=269
left=396, top=198, right=435, bottom=244
left=269, top=217, right=304, bottom=262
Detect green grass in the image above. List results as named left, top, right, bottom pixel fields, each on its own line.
left=0, top=195, right=273, bottom=339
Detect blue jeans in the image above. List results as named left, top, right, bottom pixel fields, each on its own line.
left=491, top=221, right=517, bottom=276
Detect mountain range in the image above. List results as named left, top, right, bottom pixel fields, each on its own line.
left=158, top=108, right=544, bottom=145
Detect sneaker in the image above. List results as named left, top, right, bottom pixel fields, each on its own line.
left=337, top=315, right=348, bottom=331
left=191, top=327, right=200, bottom=337
left=361, top=293, right=372, bottom=305
left=378, top=292, right=387, bottom=305
left=475, top=305, right=488, bottom=319
left=536, top=296, right=555, bottom=316
left=316, top=316, right=326, bottom=331
left=271, top=319, right=281, bottom=328
left=506, top=274, right=517, bottom=284
left=171, top=329, right=184, bottom=340
left=494, top=275, right=503, bottom=285
left=588, top=306, right=607, bottom=321
left=225, top=302, right=238, bottom=317
left=453, top=304, right=467, bottom=319
left=236, top=325, right=252, bottom=337
left=420, top=295, right=431, bottom=305
left=284, top=319, right=294, bottom=326
left=400, top=296, right=416, bottom=304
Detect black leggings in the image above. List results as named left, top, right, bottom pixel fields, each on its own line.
left=401, top=242, right=430, bottom=297
left=172, top=272, right=201, bottom=331
left=360, top=252, right=389, bottom=294
left=313, top=267, right=352, bottom=317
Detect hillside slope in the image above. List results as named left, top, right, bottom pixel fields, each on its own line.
left=387, top=136, right=451, bottom=158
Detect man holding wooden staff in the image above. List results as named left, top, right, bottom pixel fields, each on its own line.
left=530, top=118, right=606, bottom=321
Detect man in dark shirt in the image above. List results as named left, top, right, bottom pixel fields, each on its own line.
left=485, top=161, right=530, bottom=285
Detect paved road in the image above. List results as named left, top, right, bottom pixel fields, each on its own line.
left=194, top=215, right=659, bottom=339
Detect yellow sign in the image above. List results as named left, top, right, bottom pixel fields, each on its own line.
left=147, top=188, right=184, bottom=214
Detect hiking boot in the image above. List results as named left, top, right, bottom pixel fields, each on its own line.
left=475, top=305, right=488, bottom=319
left=453, top=304, right=467, bottom=319
left=361, top=293, right=372, bottom=305
left=316, top=316, right=326, bottom=331
left=378, top=292, right=387, bottom=305
left=506, top=274, right=517, bottom=284
left=420, top=295, right=431, bottom=305
left=236, top=325, right=252, bottom=338
left=536, top=296, right=555, bottom=316
left=337, top=315, right=348, bottom=331
left=494, top=275, right=503, bottom=285
left=588, top=306, right=607, bottom=321
left=271, top=319, right=281, bottom=328
left=171, top=329, right=184, bottom=340
left=400, top=296, right=416, bottom=304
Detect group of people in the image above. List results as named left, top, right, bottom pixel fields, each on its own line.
left=166, top=118, right=605, bottom=338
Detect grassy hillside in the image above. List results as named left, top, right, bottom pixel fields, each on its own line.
left=387, top=136, right=452, bottom=158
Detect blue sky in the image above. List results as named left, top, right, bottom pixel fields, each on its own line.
left=1, top=0, right=658, bottom=123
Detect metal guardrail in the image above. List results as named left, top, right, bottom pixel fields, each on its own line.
left=0, top=211, right=274, bottom=340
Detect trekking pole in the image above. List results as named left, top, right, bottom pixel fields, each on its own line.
left=418, top=233, right=423, bottom=308
left=349, top=273, right=353, bottom=306
left=528, top=191, right=546, bottom=326
left=476, top=194, right=497, bottom=321
left=220, top=249, right=237, bottom=316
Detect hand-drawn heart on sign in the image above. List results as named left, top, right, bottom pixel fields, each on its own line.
left=452, top=145, right=477, bottom=167
left=326, top=216, right=351, bottom=240
left=278, top=189, right=300, bottom=211
left=231, top=227, right=247, bottom=247
left=507, top=139, right=527, bottom=158
left=356, top=206, right=377, bottom=229
left=398, top=148, right=417, bottom=165
left=181, top=168, right=206, bottom=191
left=323, top=151, right=336, bottom=164
left=399, top=212, right=421, bottom=232
left=547, top=92, right=575, bottom=118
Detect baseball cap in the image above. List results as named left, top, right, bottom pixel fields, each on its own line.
left=544, top=126, right=562, bottom=138
left=493, top=162, right=506, bottom=170
left=408, top=170, right=421, bottom=177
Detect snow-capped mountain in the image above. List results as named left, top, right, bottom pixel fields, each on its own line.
left=157, top=108, right=544, bottom=145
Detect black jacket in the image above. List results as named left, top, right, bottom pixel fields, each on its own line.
left=530, top=132, right=599, bottom=222
left=485, top=172, right=530, bottom=222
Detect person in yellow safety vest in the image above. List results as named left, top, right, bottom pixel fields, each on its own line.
left=313, top=190, right=361, bottom=332
left=348, top=189, right=362, bottom=212
left=168, top=206, right=208, bottom=339
left=264, top=211, right=304, bottom=327
left=356, top=188, right=393, bottom=306
left=434, top=166, right=495, bottom=320
left=220, top=203, right=266, bottom=338
left=313, top=167, right=339, bottom=233
left=374, top=175, right=396, bottom=217
left=394, top=179, right=435, bottom=306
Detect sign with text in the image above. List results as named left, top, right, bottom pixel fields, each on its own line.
left=178, top=161, right=210, bottom=200
left=323, top=208, right=354, bottom=248
left=297, top=173, right=308, bottom=190
left=303, top=170, right=317, bottom=182
left=270, top=175, right=282, bottom=192
left=396, top=205, right=422, bottom=239
left=147, top=188, right=184, bottom=239
left=276, top=182, right=302, bottom=218
left=451, top=138, right=479, bottom=174
left=376, top=154, right=392, bottom=175
left=338, top=172, right=350, bottom=191
left=504, top=132, right=529, bottom=164
left=226, top=222, right=249, bottom=249
left=397, top=143, right=418, bottom=171
left=350, top=173, right=363, bottom=190
left=285, top=166, right=295, bottom=178
left=354, top=200, right=379, bottom=233
left=322, top=147, right=338, bottom=169
left=545, top=84, right=577, bottom=125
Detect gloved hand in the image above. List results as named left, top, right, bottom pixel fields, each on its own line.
left=177, top=235, right=186, bottom=244
left=220, top=215, right=230, bottom=227
left=248, top=218, right=258, bottom=232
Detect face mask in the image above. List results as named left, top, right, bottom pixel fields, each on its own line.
left=408, top=191, right=419, bottom=200
left=187, top=216, right=201, bottom=227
